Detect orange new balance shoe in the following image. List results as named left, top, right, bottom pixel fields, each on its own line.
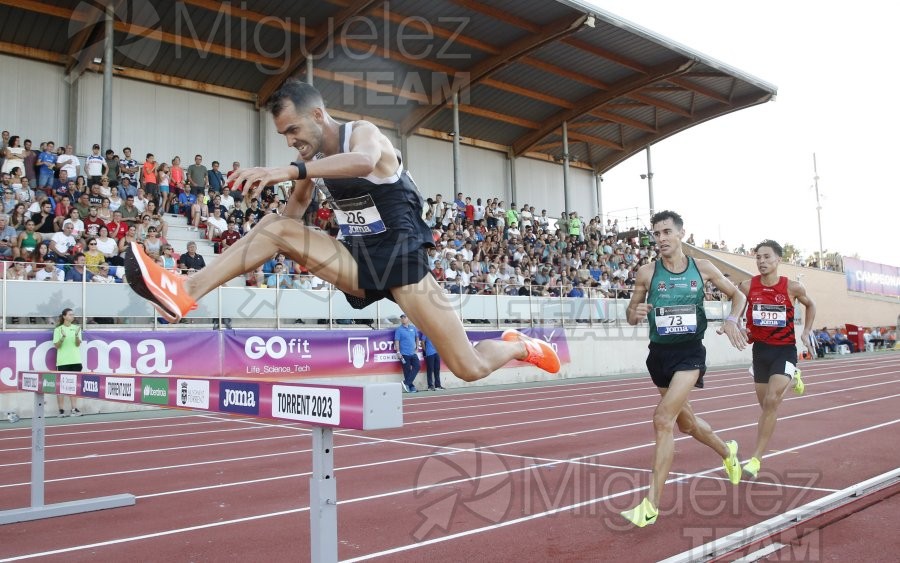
left=502, top=330, right=561, bottom=374
left=124, top=242, right=197, bottom=322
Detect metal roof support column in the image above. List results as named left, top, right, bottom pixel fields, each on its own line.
left=101, top=1, right=113, bottom=154
left=645, top=146, right=655, bottom=218
left=562, top=120, right=571, bottom=214
left=452, top=92, right=461, bottom=199
left=508, top=149, right=517, bottom=207
left=66, top=77, right=79, bottom=152
left=306, top=57, right=314, bottom=86
left=595, top=173, right=603, bottom=221
left=256, top=108, right=266, bottom=167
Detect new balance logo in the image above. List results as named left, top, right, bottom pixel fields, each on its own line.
left=161, top=274, right=179, bottom=295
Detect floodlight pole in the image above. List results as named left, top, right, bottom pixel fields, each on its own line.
left=562, top=121, right=571, bottom=214
left=645, top=146, right=655, bottom=219
left=813, top=153, right=825, bottom=269
left=101, top=2, right=114, bottom=153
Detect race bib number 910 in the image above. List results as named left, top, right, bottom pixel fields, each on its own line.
left=655, top=304, right=698, bottom=336
left=333, top=194, right=386, bottom=237
left=752, top=304, right=787, bottom=327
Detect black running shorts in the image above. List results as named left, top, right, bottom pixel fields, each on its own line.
left=646, top=340, right=707, bottom=389
left=343, top=244, right=431, bottom=310
left=751, top=342, right=798, bottom=384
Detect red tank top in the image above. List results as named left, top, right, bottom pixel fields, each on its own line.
left=746, top=276, right=795, bottom=345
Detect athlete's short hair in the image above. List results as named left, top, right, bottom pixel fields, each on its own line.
left=754, top=239, right=783, bottom=257
left=650, top=210, right=683, bottom=230
left=268, top=79, right=324, bottom=117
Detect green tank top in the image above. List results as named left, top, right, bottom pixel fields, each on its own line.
left=20, top=231, right=37, bottom=251
left=648, top=256, right=707, bottom=344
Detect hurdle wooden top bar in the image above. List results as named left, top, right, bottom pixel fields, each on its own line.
left=18, top=372, right=403, bottom=431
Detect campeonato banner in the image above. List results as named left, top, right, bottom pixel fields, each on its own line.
left=843, top=257, right=900, bottom=297
left=0, top=328, right=570, bottom=392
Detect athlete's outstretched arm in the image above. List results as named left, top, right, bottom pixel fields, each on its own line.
left=698, top=259, right=748, bottom=350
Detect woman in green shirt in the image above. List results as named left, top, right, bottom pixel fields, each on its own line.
left=53, top=308, right=83, bottom=417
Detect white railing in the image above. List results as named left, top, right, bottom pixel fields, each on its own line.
left=0, top=267, right=739, bottom=330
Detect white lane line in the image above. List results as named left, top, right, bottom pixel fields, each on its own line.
left=1, top=372, right=894, bottom=482
left=339, top=418, right=900, bottom=562
left=4, top=417, right=893, bottom=563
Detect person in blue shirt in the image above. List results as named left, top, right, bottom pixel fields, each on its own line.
left=394, top=314, right=421, bottom=393
left=37, top=142, right=58, bottom=190
left=420, top=332, right=443, bottom=390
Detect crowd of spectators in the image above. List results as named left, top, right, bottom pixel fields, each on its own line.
left=1, top=129, right=665, bottom=303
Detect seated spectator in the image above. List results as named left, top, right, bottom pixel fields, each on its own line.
left=265, top=264, right=294, bottom=289
left=83, top=238, right=106, bottom=273
left=94, top=226, right=120, bottom=265
left=145, top=200, right=168, bottom=238
left=870, top=327, right=884, bottom=349
left=205, top=207, right=227, bottom=240
left=816, top=328, right=836, bottom=353
left=48, top=223, right=77, bottom=263
left=34, top=260, right=64, bottom=282
left=220, top=221, right=242, bottom=253
left=180, top=241, right=206, bottom=273
left=106, top=210, right=128, bottom=240
left=65, top=253, right=93, bottom=282
left=91, top=262, right=116, bottom=283
left=5, top=257, right=30, bottom=280
left=143, top=227, right=163, bottom=257
left=833, top=330, right=855, bottom=353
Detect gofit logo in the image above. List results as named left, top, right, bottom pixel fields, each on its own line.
left=176, top=379, right=210, bottom=410
left=68, top=0, right=161, bottom=79
left=141, top=377, right=169, bottom=405
left=244, top=336, right=311, bottom=360
left=82, top=375, right=100, bottom=397
left=60, top=373, right=78, bottom=396
left=219, top=381, right=259, bottom=415
left=21, top=372, right=39, bottom=392
left=41, top=374, right=57, bottom=393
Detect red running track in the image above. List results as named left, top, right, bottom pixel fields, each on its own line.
left=0, top=354, right=898, bottom=562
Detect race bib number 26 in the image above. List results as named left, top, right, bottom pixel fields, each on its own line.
left=655, top=304, right=698, bottom=336
left=333, top=194, right=386, bottom=237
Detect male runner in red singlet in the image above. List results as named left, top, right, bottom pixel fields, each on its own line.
left=737, top=239, right=816, bottom=478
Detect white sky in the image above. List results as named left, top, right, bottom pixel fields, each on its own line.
left=583, top=1, right=900, bottom=266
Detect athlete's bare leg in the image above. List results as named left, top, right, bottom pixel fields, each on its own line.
left=672, top=396, right=729, bottom=458
left=391, top=275, right=528, bottom=382
left=647, top=370, right=700, bottom=508
left=182, top=213, right=365, bottom=300
left=750, top=374, right=791, bottom=460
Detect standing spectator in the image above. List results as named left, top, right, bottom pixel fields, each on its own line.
left=207, top=160, right=225, bottom=194
left=225, top=161, right=241, bottom=193
left=394, top=314, right=421, bottom=393
left=141, top=153, right=159, bottom=205
left=118, top=147, right=139, bottom=188
left=22, top=139, right=38, bottom=184
left=52, top=308, right=83, bottom=417
left=36, top=141, right=57, bottom=191
left=84, top=144, right=106, bottom=185
left=56, top=144, right=82, bottom=181
left=187, top=154, right=208, bottom=196
left=104, top=149, right=119, bottom=186
left=421, top=333, right=443, bottom=391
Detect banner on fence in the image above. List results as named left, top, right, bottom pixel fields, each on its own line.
left=1, top=328, right=569, bottom=392
left=844, top=257, right=900, bottom=297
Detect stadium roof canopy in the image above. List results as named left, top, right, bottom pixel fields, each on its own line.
left=0, top=0, right=777, bottom=173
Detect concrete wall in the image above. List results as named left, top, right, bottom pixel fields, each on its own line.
left=696, top=249, right=900, bottom=328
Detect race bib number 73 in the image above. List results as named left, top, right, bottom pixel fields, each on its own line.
left=655, top=304, right=698, bottom=336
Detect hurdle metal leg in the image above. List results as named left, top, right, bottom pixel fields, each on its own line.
left=310, top=426, right=338, bottom=563
left=0, top=392, right=135, bottom=525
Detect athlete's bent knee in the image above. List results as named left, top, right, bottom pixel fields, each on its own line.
left=763, top=394, right=782, bottom=412
left=653, top=410, right=676, bottom=433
